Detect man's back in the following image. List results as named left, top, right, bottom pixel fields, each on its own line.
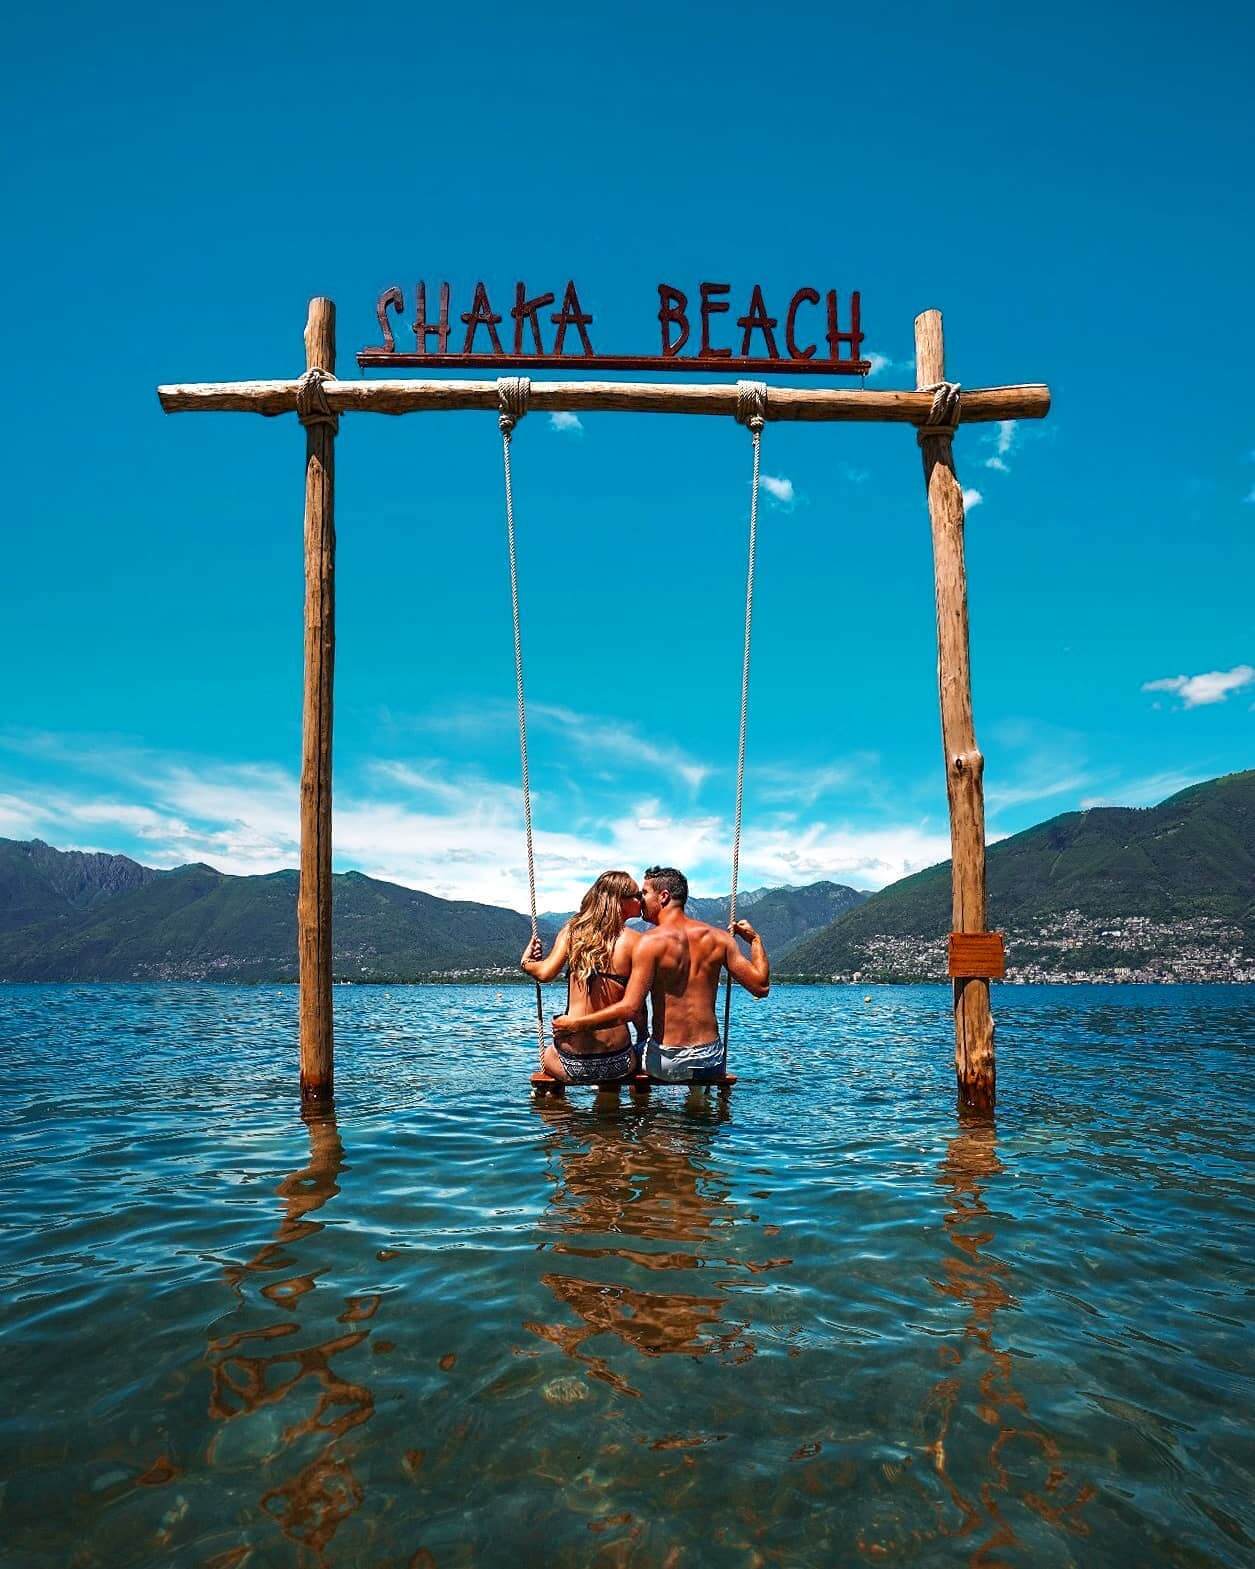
left=651, top=916, right=729, bottom=1046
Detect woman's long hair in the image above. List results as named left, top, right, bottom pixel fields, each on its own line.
left=566, top=870, right=636, bottom=986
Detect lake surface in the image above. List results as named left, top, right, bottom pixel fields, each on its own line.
left=0, top=983, right=1251, bottom=1568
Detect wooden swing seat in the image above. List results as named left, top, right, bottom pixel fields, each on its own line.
left=531, top=1071, right=736, bottom=1095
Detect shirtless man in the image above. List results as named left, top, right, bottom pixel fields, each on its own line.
left=552, top=865, right=770, bottom=1082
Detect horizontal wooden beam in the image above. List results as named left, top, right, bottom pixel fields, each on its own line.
left=157, top=378, right=1050, bottom=425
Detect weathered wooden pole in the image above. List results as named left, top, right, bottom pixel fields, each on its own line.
left=298, top=299, right=337, bottom=1100
left=915, top=309, right=996, bottom=1112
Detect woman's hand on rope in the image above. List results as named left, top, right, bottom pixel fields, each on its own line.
left=520, top=936, right=544, bottom=973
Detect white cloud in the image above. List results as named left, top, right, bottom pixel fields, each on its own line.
left=1142, top=664, right=1254, bottom=708
left=986, top=772, right=1095, bottom=812
left=0, top=791, right=42, bottom=837
left=528, top=703, right=712, bottom=793
left=864, top=351, right=894, bottom=377
left=738, top=819, right=952, bottom=888
left=548, top=411, right=583, bottom=433
left=962, top=487, right=983, bottom=509
left=758, top=473, right=795, bottom=505
left=982, top=420, right=1017, bottom=472
left=754, top=755, right=882, bottom=810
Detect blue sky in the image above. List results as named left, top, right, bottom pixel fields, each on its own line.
left=1, top=2, right=1251, bottom=910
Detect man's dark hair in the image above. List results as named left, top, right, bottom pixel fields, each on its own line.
left=643, top=865, right=688, bottom=906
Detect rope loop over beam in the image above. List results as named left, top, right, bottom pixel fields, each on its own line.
left=497, top=376, right=531, bottom=437
left=295, top=367, right=339, bottom=434
left=916, top=379, right=961, bottom=444
left=735, top=379, right=768, bottom=433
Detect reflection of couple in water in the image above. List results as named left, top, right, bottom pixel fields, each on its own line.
left=521, top=865, right=771, bottom=1086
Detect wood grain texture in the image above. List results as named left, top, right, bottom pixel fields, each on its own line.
left=948, top=932, right=1006, bottom=980
left=158, top=378, right=1051, bottom=424
left=299, top=299, right=336, bottom=1102
left=916, top=309, right=996, bottom=1112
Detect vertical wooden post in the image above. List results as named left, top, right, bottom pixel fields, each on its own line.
left=915, top=309, right=995, bottom=1112
left=299, top=299, right=336, bottom=1101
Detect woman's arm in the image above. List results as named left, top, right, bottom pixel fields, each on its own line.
left=521, top=923, right=569, bottom=983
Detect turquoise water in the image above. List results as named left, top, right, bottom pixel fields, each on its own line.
left=0, top=983, right=1251, bottom=1568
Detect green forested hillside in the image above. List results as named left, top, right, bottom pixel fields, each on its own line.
left=784, top=771, right=1255, bottom=979
left=0, top=858, right=534, bottom=981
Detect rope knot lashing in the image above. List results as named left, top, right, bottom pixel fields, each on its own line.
left=736, top=379, right=767, bottom=433
left=498, top=376, right=531, bottom=435
left=916, top=379, right=961, bottom=445
left=295, top=367, right=338, bottom=434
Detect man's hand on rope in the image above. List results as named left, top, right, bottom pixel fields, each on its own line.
left=731, top=919, right=759, bottom=943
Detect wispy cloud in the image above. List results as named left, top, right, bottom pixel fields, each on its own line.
left=1079, top=770, right=1209, bottom=809
left=754, top=755, right=881, bottom=810
left=1244, top=485, right=1255, bottom=505
left=986, top=772, right=1096, bottom=812
left=739, top=819, right=951, bottom=887
left=758, top=473, right=795, bottom=506
left=983, top=420, right=1017, bottom=472
left=528, top=703, right=712, bottom=793
left=864, top=351, right=895, bottom=378
left=1142, top=664, right=1254, bottom=708
left=962, top=487, right=983, bottom=509
left=548, top=411, right=582, bottom=433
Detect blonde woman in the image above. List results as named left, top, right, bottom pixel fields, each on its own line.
left=520, top=870, right=646, bottom=1084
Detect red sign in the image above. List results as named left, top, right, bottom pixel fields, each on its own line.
left=357, top=280, right=867, bottom=375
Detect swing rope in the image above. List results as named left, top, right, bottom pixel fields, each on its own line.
left=722, top=380, right=767, bottom=1062
left=498, top=377, right=546, bottom=1067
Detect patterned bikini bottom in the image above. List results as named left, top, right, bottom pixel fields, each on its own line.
left=554, top=1043, right=637, bottom=1084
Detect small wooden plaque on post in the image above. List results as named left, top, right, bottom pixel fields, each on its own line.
left=948, top=932, right=1006, bottom=979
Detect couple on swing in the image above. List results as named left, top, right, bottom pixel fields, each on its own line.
left=521, top=865, right=771, bottom=1087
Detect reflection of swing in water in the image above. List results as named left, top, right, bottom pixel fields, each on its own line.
left=499, top=379, right=769, bottom=1096
left=526, top=1099, right=758, bottom=1397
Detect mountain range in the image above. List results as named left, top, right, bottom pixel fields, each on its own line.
left=0, top=770, right=1250, bottom=983
left=0, top=841, right=860, bottom=983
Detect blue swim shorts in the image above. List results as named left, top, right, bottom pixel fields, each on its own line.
left=643, top=1038, right=725, bottom=1083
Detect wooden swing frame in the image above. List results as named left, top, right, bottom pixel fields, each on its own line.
left=158, top=298, right=1049, bottom=1112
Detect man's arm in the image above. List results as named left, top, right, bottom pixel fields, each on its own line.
left=521, top=923, right=568, bottom=983
left=553, top=939, right=659, bottom=1037
left=726, top=920, right=770, bottom=998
